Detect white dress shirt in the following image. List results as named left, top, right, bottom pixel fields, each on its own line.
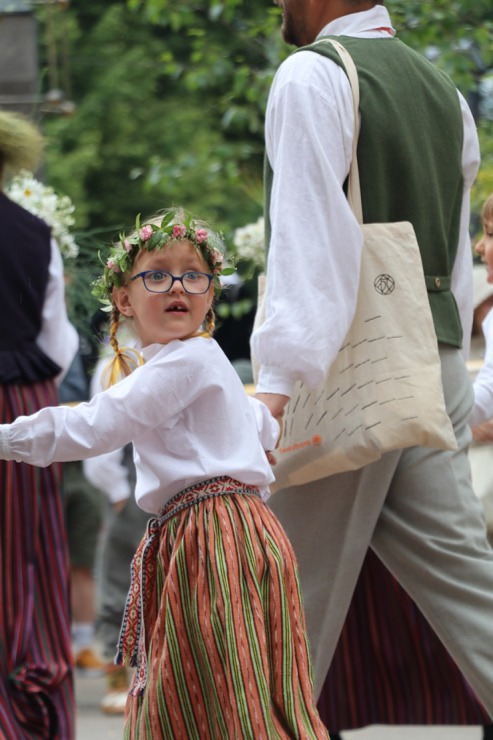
left=0, top=337, right=279, bottom=514
left=251, top=5, right=480, bottom=397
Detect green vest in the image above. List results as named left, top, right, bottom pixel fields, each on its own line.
left=265, top=36, right=465, bottom=347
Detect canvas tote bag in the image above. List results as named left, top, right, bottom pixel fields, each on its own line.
left=254, top=39, right=458, bottom=494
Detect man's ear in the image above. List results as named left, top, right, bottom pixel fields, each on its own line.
left=113, top=285, right=134, bottom=317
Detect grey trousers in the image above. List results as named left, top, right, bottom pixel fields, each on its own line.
left=269, top=345, right=493, bottom=717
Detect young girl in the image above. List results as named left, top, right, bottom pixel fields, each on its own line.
left=0, top=207, right=328, bottom=739
left=471, top=193, right=493, bottom=428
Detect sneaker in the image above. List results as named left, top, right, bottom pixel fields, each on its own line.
left=74, top=646, right=106, bottom=676
left=100, top=666, right=129, bottom=715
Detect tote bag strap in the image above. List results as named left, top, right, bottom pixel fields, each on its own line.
left=310, top=38, right=363, bottom=224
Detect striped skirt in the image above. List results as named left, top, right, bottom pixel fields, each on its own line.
left=0, top=381, right=74, bottom=740
left=118, top=476, right=328, bottom=739
left=317, top=548, right=490, bottom=730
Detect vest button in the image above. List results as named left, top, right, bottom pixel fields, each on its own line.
left=434, top=277, right=441, bottom=288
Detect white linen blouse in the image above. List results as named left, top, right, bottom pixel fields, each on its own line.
left=470, top=309, right=493, bottom=427
left=251, top=5, right=481, bottom=398
left=37, top=238, right=79, bottom=383
left=0, top=337, right=279, bottom=513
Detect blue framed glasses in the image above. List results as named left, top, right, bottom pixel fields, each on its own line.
left=130, top=270, right=213, bottom=295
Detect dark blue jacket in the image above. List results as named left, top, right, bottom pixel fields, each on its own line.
left=0, top=192, right=61, bottom=383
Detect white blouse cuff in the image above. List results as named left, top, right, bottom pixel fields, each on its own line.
left=0, top=426, right=14, bottom=461
left=256, top=365, right=297, bottom=397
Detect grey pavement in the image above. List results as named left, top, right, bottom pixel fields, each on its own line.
left=75, top=671, right=483, bottom=739
left=75, top=672, right=123, bottom=739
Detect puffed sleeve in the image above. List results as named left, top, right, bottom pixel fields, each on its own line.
left=36, top=238, right=78, bottom=383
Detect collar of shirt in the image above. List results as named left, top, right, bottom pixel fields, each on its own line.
left=140, top=335, right=209, bottom=363
left=141, top=342, right=170, bottom=362
left=318, top=5, right=395, bottom=40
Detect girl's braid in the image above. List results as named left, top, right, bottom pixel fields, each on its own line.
left=102, top=305, right=143, bottom=388
left=109, top=305, right=121, bottom=357
left=205, top=307, right=216, bottom=336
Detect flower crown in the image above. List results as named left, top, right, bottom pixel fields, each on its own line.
left=92, top=208, right=232, bottom=307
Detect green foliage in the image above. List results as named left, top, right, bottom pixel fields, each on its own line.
left=40, top=0, right=266, bottom=342
left=387, top=0, right=493, bottom=92
left=41, top=0, right=493, bottom=237
left=63, top=228, right=106, bottom=340
left=472, top=121, right=493, bottom=237
left=33, top=0, right=493, bottom=338
left=124, top=0, right=288, bottom=145
left=42, top=2, right=265, bottom=237
left=126, top=0, right=493, bottom=195
left=119, top=1, right=289, bottom=243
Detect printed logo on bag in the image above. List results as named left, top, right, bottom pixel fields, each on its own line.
left=374, top=274, right=395, bottom=295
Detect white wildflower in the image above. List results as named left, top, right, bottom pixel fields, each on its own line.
left=5, top=170, right=78, bottom=260
left=233, top=216, right=265, bottom=270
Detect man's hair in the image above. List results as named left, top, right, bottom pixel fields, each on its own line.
left=345, top=1, right=384, bottom=6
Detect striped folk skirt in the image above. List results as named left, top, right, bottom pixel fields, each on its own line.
left=317, top=548, right=490, bottom=730
left=118, top=476, right=328, bottom=739
left=0, top=381, right=74, bottom=740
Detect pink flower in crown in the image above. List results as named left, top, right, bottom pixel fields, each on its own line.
left=172, top=224, right=187, bottom=239
left=211, top=252, right=223, bottom=274
left=210, top=247, right=223, bottom=267
left=107, top=258, right=121, bottom=273
left=140, top=225, right=153, bottom=242
left=123, top=240, right=132, bottom=253
left=195, top=228, right=208, bottom=244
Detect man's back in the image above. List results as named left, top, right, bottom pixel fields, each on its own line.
left=254, top=1, right=493, bottom=721
left=300, top=35, right=465, bottom=346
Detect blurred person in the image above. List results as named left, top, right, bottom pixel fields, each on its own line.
left=0, top=111, right=78, bottom=738
left=58, top=350, right=106, bottom=674
left=83, top=323, right=149, bottom=714
left=468, top=257, right=493, bottom=534
left=470, top=193, right=493, bottom=529
left=471, top=194, right=493, bottom=431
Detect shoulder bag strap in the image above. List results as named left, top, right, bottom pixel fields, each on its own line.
left=310, top=38, right=363, bottom=224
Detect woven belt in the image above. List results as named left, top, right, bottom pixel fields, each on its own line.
left=157, top=475, right=260, bottom=525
